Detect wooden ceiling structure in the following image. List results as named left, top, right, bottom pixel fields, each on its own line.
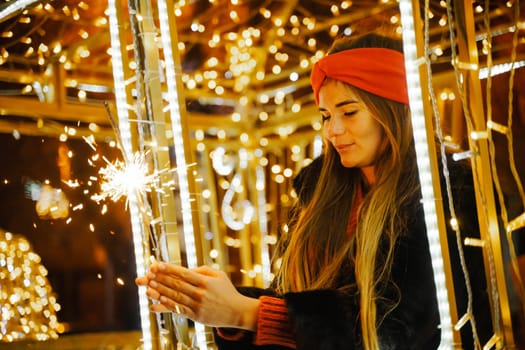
left=0, top=0, right=520, bottom=144
left=0, top=0, right=384, bottom=142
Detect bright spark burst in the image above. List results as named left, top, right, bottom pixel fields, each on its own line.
left=91, top=152, right=156, bottom=203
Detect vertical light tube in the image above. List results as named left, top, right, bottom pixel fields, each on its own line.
left=313, top=135, right=323, bottom=159
left=256, top=165, right=271, bottom=287
left=157, top=0, right=207, bottom=348
left=107, top=1, right=152, bottom=349
left=107, top=1, right=132, bottom=157
left=399, top=1, right=453, bottom=348
left=156, top=0, right=196, bottom=267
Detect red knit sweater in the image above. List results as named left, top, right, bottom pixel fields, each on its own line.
left=216, top=296, right=295, bottom=348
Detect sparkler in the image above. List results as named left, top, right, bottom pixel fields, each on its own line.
left=87, top=102, right=200, bottom=348
left=91, top=152, right=156, bottom=205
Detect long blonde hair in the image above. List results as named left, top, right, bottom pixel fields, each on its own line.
left=273, top=33, right=421, bottom=350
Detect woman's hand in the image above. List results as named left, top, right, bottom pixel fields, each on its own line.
left=135, top=263, right=259, bottom=331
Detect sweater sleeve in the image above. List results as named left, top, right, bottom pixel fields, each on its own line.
left=215, top=296, right=296, bottom=349
left=214, top=296, right=296, bottom=348
left=214, top=287, right=296, bottom=350
left=254, top=296, right=296, bottom=348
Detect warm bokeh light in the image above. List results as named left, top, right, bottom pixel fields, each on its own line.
left=0, top=229, right=61, bottom=342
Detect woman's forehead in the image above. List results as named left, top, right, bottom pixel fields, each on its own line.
left=318, top=79, right=361, bottom=106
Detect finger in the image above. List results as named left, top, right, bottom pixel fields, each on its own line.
left=149, top=262, right=162, bottom=273
left=150, top=303, right=171, bottom=313
left=157, top=263, right=205, bottom=286
left=143, top=288, right=182, bottom=315
left=149, top=278, right=201, bottom=309
left=152, top=271, right=204, bottom=301
left=135, top=276, right=149, bottom=286
left=194, top=265, right=220, bottom=277
left=145, top=287, right=161, bottom=301
left=158, top=295, right=193, bottom=319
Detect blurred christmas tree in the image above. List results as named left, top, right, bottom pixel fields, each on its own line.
left=0, top=228, right=61, bottom=342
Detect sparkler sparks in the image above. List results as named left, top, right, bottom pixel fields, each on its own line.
left=91, top=152, right=156, bottom=204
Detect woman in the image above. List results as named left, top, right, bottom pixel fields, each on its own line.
left=136, top=33, right=492, bottom=349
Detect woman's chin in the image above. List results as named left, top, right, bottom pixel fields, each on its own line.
left=339, top=159, right=356, bottom=169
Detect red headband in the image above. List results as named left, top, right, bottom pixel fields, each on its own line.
left=310, top=48, right=409, bottom=105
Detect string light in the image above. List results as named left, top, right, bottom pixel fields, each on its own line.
left=507, top=212, right=525, bottom=233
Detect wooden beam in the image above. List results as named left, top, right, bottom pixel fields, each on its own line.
left=0, top=96, right=109, bottom=124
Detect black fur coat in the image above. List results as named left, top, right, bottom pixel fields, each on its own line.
left=214, top=160, right=492, bottom=350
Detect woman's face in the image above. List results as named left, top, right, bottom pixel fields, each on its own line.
left=319, top=79, right=384, bottom=182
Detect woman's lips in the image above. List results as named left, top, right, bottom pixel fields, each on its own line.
left=335, top=144, right=352, bottom=152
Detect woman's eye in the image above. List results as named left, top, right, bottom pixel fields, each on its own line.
left=344, top=111, right=357, bottom=117
left=321, top=115, right=330, bottom=122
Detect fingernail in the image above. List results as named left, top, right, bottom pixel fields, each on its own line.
left=150, top=280, right=158, bottom=288
left=158, top=263, right=166, bottom=271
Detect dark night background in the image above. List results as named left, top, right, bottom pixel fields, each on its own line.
left=0, top=133, right=140, bottom=333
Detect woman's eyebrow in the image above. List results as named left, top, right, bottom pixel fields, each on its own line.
left=319, top=100, right=358, bottom=112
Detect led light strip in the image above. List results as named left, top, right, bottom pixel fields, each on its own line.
left=107, top=1, right=153, bottom=349
left=0, top=0, right=41, bottom=22
left=313, top=135, right=323, bottom=159
left=399, top=1, right=453, bottom=348
left=256, top=165, right=272, bottom=286
left=156, top=0, right=207, bottom=348
left=478, top=59, right=525, bottom=79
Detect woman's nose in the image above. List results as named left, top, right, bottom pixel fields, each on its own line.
left=326, top=117, right=345, bottom=138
